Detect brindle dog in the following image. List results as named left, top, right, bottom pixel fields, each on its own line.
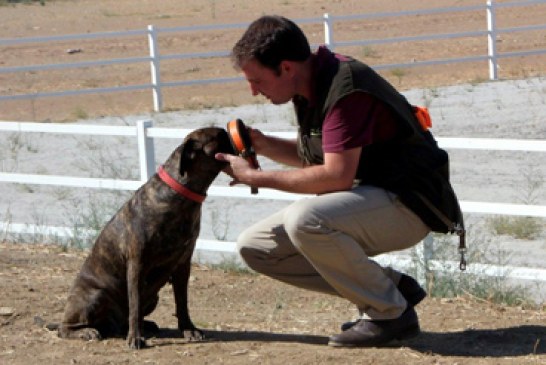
left=50, top=127, right=233, bottom=349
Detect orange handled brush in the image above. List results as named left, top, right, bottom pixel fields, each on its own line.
left=226, top=119, right=260, bottom=194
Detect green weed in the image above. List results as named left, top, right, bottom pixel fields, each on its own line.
left=391, top=68, right=408, bottom=85
left=488, top=216, right=543, bottom=240
left=0, top=0, right=46, bottom=5
left=361, top=46, right=379, bottom=59
left=408, top=226, right=539, bottom=308
left=72, top=107, right=88, bottom=120
left=208, top=257, right=255, bottom=275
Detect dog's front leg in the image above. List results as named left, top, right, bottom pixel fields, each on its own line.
left=126, top=258, right=146, bottom=349
left=172, top=259, right=204, bottom=341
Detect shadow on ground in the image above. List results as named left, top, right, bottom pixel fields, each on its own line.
left=407, top=325, right=545, bottom=357
left=153, top=325, right=545, bottom=357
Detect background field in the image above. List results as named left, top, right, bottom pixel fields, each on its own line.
left=1, top=0, right=546, bottom=121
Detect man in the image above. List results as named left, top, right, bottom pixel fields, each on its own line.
left=216, top=15, right=464, bottom=347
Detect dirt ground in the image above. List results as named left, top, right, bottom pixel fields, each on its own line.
left=1, top=1, right=546, bottom=364
left=1, top=0, right=545, bottom=122
left=0, top=243, right=544, bottom=365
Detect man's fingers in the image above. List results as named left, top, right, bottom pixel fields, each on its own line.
left=216, top=153, right=239, bottom=182
left=215, top=152, right=254, bottom=188
left=215, top=152, right=232, bottom=162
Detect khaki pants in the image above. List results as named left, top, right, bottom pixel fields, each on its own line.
left=237, top=185, right=430, bottom=320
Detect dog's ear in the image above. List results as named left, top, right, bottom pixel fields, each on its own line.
left=202, top=140, right=219, bottom=156
left=179, top=139, right=201, bottom=176
left=202, top=129, right=233, bottom=156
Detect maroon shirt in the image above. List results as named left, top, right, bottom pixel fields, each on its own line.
left=310, top=46, right=399, bottom=154
left=323, top=92, right=399, bottom=153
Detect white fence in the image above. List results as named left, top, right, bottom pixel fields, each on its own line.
left=1, top=1, right=546, bottom=112
left=0, top=121, right=545, bottom=217
left=0, top=120, right=545, bottom=282
left=1, top=1, right=546, bottom=284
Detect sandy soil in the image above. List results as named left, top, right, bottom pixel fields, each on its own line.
left=1, top=0, right=545, bottom=122
left=0, top=243, right=545, bottom=365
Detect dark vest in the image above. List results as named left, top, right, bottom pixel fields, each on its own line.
left=295, top=57, right=464, bottom=234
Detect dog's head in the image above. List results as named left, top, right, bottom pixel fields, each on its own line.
left=179, top=127, right=234, bottom=174
left=162, top=127, right=234, bottom=192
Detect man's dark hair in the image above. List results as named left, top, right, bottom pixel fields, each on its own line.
left=231, top=15, right=312, bottom=73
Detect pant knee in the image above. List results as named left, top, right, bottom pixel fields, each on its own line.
left=283, top=199, right=324, bottom=249
left=236, top=227, right=254, bottom=255
left=236, top=230, right=269, bottom=272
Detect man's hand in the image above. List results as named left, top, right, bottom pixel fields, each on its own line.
left=215, top=153, right=254, bottom=187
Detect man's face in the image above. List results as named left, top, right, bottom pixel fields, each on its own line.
left=241, top=59, right=295, bottom=105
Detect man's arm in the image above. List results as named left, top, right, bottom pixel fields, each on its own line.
left=216, top=146, right=361, bottom=194
left=248, top=128, right=302, bottom=167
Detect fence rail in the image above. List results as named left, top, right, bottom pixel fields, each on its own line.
left=1, top=1, right=546, bottom=284
left=1, top=120, right=545, bottom=281
left=1, top=120, right=545, bottom=214
left=1, top=1, right=545, bottom=111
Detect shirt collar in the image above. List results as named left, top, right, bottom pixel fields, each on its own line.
left=292, top=46, right=341, bottom=108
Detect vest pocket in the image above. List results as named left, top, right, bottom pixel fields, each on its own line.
left=300, top=134, right=324, bottom=165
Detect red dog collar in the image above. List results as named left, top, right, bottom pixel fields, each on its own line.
left=157, top=165, right=206, bottom=204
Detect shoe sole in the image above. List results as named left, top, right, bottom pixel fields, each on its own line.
left=328, top=324, right=421, bottom=348
left=340, top=289, right=426, bottom=332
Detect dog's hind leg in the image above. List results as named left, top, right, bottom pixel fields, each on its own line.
left=58, top=323, right=102, bottom=341
left=57, top=288, right=105, bottom=341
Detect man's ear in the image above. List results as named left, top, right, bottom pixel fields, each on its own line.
left=279, top=60, right=293, bottom=76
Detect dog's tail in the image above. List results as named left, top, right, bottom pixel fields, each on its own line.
left=45, top=323, right=60, bottom=331
left=34, top=315, right=59, bottom=331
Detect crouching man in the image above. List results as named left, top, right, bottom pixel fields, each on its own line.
left=216, top=15, right=464, bottom=347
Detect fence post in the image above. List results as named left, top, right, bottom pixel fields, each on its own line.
left=423, top=233, right=434, bottom=272
left=136, top=120, right=156, bottom=182
left=323, top=13, right=334, bottom=50
left=147, top=25, right=163, bottom=112
left=486, top=0, right=498, bottom=80
left=416, top=234, right=435, bottom=288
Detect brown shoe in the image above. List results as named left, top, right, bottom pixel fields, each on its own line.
left=329, top=306, right=420, bottom=348
left=340, top=274, right=426, bottom=331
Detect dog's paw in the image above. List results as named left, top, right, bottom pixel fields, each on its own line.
left=78, top=328, right=102, bottom=341
left=126, top=335, right=147, bottom=349
left=181, top=328, right=205, bottom=342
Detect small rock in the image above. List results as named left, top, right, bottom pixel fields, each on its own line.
left=0, top=307, right=14, bottom=316
left=33, top=316, right=46, bottom=327
left=230, top=349, right=248, bottom=356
